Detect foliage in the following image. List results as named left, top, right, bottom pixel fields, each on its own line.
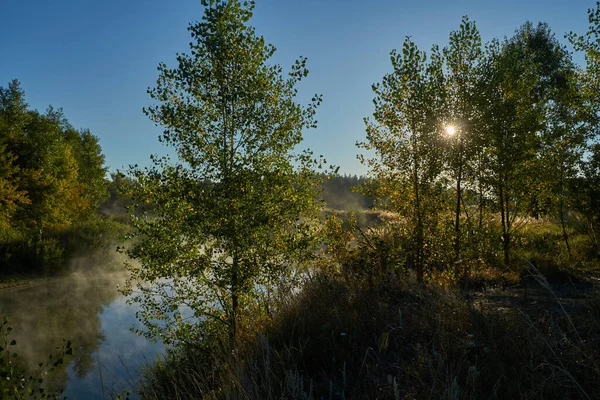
left=358, top=15, right=598, bottom=279
left=568, top=1, right=600, bottom=106
left=571, top=144, right=600, bottom=255
left=0, top=80, right=112, bottom=274
left=0, top=134, right=29, bottom=231
left=359, top=37, right=448, bottom=281
left=124, top=0, right=324, bottom=348
left=132, top=6, right=600, bottom=398
left=478, top=23, right=586, bottom=267
left=568, top=2, right=600, bottom=256
left=443, top=16, right=483, bottom=270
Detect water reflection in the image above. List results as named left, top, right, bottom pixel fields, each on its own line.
left=0, top=271, right=163, bottom=399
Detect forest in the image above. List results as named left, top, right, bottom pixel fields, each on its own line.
left=0, top=80, right=132, bottom=277
left=2, top=0, right=600, bottom=399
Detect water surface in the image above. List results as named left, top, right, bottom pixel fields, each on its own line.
left=0, top=270, right=163, bottom=399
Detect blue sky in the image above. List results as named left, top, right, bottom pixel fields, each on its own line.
left=0, top=0, right=594, bottom=175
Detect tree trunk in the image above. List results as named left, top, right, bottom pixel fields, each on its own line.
left=499, top=183, right=510, bottom=268
left=559, top=167, right=571, bottom=259
left=454, top=151, right=463, bottom=276
left=230, top=255, right=239, bottom=350
left=560, top=207, right=571, bottom=258
left=413, top=139, right=423, bottom=282
left=415, top=171, right=424, bottom=282
left=478, top=153, right=484, bottom=231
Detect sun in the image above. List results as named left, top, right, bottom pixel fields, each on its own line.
left=446, top=126, right=456, bottom=135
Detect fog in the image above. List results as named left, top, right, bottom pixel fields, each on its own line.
left=0, top=256, right=163, bottom=399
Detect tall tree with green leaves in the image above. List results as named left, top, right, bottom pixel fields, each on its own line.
left=567, top=2, right=600, bottom=254
left=0, top=80, right=29, bottom=143
left=64, top=127, right=108, bottom=211
left=18, top=111, right=87, bottom=237
left=480, top=23, right=572, bottom=267
left=123, top=0, right=323, bottom=347
left=359, top=38, right=447, bottom=281
left=539, top=62, right=592, bottom=258
left=0, top=81, right=32, bottom=233
left=443, top=16, right=483, bottom=273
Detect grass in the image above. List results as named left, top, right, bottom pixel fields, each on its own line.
left=138, top=267, right=600, bottom=399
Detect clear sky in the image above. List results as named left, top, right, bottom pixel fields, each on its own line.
left=0, top=0, right=594, bottom=176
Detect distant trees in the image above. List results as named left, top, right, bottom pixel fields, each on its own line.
left=0, top=79, right=109, bottom=273
left=320, top=174, right=372, bottom=210
left=124, top=0, right=323, bottom=347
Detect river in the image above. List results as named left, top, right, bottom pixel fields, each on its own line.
left=0, top=270, right=164, bottom=399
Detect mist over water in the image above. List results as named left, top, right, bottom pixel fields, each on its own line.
left=0, top=266, right=164, bottom=399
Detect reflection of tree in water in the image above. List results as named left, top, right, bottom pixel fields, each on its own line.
left=0, top=271, right=126, bottom=393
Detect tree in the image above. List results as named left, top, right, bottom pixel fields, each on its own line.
left=0, top=132, right=29, bottom=230
left=1, top=80, right=111, bottom=272
left=123, top=0, right=323, bottom=347
left=0, top=82, right=32, bottom=232
left=479, top=23, right=574, bottom=267
left=539, top=63, right=591, bottom=258
left=567, top=2, right=600, bottom=252
left=359, top=38, right=447, bottom=281
left=568, top=2, right=600, bottom=106
left=0, top=80, right=29, bottom=143
left=17, top=111, right=87, bottom=240
left=571, top=144, right=600, bottom=253
left=443, top=16, right=483, bottom=273
left=568, top=3, right=600, bottom=254
left=65, top=128, right=108, bottom=211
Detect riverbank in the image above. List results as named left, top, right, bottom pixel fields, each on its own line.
left=0, top=273, right=59, bottom=291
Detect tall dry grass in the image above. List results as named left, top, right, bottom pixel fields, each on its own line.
left=138, top=263, right=600, bottom=399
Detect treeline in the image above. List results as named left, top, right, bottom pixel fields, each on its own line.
left=320, top=173, right=372, bottom=210
left=358, top=17, right=600, bottom=280
left=0, top=80, right=122, bottom=274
